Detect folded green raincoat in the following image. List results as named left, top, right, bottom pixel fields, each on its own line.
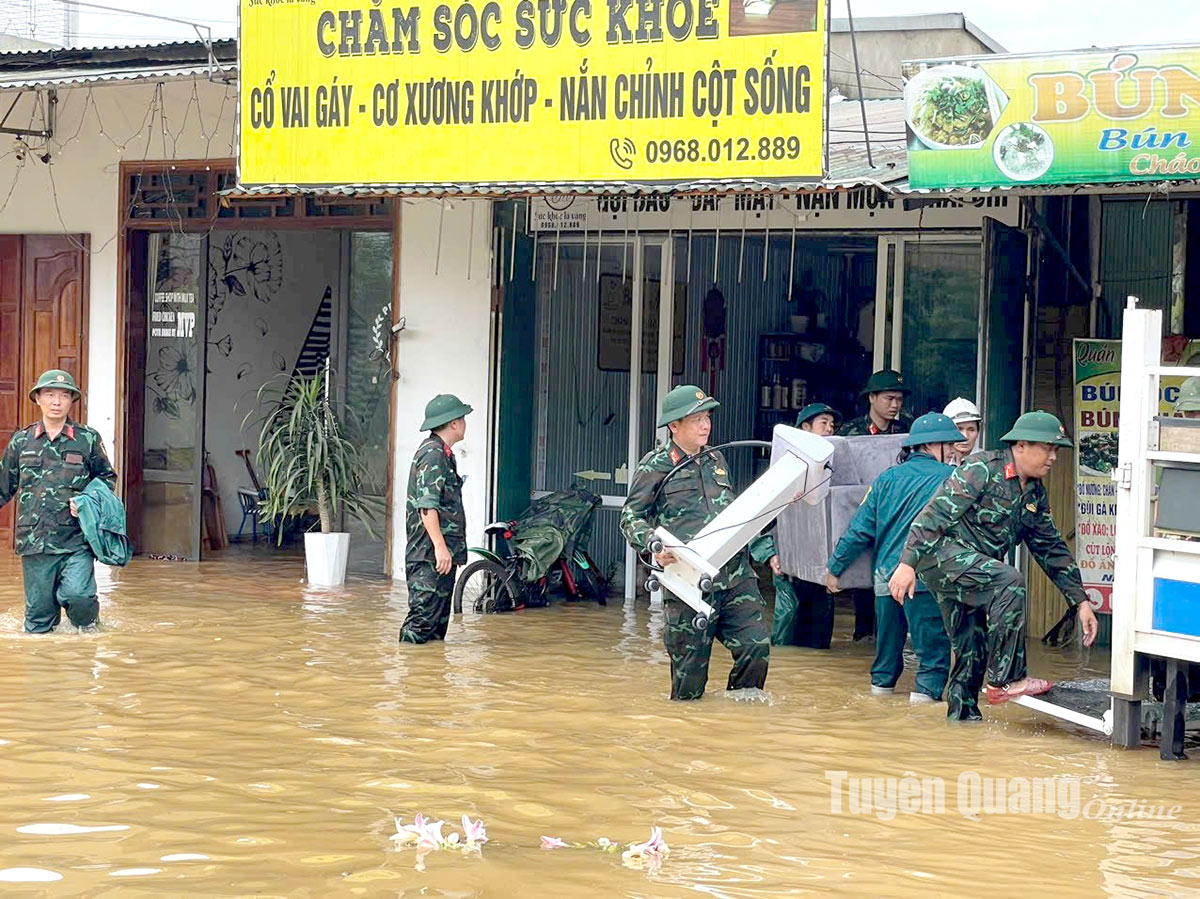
left=75, top=478, right=132, bottom=567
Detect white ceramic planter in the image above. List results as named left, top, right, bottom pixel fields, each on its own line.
left=305, top=532, right=350, bottom=586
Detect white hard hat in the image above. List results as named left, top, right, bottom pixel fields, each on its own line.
left=943, top=397, right=982, bottom=423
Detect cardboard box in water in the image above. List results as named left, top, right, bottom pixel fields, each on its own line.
left=775, top=434, right=906, bottom=590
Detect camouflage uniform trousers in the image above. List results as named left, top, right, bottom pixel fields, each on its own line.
left=664, top=575, right=770, bottom=700
left=22, top=550, right=99, bottom=634
left=918, top=547, right=1027, bottom=720
left=400, top=561, right=456, bottom=644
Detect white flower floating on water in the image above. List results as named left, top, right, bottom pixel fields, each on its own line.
left=540, top=827, right=670, bottom=869
left=391, top=814, right=488, bottom=870
left=621, top=827, right=670, bottom=868
left=394, top=816, right=666, bottom=872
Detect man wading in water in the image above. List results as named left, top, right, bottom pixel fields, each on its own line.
left=0, top=370, right=116, bottom=633
left=889, top=411, right=1099, bottom=720
left=401, top=394, right=472, bottom=644
left=620, top=385, right=776, bottom=700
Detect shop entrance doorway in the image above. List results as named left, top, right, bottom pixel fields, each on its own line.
left=118, top=164, right=396, bottom=572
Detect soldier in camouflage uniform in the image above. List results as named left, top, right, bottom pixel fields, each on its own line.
left=890, top=411, right=1100, bottom=720
left=401, top=394, right=472, bottom=645
left=0, top=370, right=116, bottom=633
left=620, top=385, right=776, bottom=700
left=838, top=369, right=912, bottom=437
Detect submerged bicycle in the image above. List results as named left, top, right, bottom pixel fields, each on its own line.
left=453, top=488, right=608, bottom=614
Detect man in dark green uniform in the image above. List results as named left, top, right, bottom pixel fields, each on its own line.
left=826, top=413, right=961, bottom=703
left=839, top=369, right=911, bottom=437
left=620, top=385, right=775, bottom=700
left=0, top=370, right=116, bottom=633
left=889, top=411, right=1100, bottom=720
left=401, top=394, right=472, bottom=645
left=770, top=402, right=839, bottom=648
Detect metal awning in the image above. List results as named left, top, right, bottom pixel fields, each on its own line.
left=0, top=63, right=235, bottom=90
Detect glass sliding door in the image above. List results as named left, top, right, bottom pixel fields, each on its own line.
left=141, top=233, right=207, bottom=559
left=531, top=236, right=677, bottom=597
left=874, top=235, right=983, bottom=419
left=899, top=240, right=983, bottom=417
left=342, top=231, right=394, bottom=576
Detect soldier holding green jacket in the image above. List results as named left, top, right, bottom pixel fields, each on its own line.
left=620, top=385, right=774, bottom=700
left=0, top=370, right=116, bottom=633
left=401, top=394, right=471, bottom=645
left=889, top=411, right=1100, bottom=720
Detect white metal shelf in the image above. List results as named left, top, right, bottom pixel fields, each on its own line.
left=1142, top=537, right=1200, bottom=556
left=1146, top=451, right=1200, bottom=464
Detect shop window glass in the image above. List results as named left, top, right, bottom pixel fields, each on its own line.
left=901, top=242, right=982, bottom=417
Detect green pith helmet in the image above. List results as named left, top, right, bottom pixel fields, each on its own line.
left=657, top=385, right=720, bottom=428
left=1001, top=410, right=1073, bottom=447
left=420, top=394, right=473, bottom=431
left=28, top=369, right=81, bottom=402
left=903, top=412, right=968, bottom=448
left=860, top=369, right=910, bottom=397
left=1176, top=377, right=1200, bottom=413
left=796, top=402, right=840, bottom=427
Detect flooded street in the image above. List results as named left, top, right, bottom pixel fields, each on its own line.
left=0, top=556, right=1198, bottom=896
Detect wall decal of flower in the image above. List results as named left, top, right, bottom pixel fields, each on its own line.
left=209, top=232, right=285, bottom=312
left=234, top=233, right=284, bottom=303
left=148, top=342, right=197, bottom=419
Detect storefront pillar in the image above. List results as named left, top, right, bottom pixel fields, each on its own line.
left=391, top=198, right=495, bottom=580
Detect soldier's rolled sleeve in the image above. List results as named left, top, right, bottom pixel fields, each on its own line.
left=411, top=455, right=447, bottom=512
left=620, top=468, right=665, bottom=552
left=749, top=534, right=776, bottom=564
left=1023, top=496, right=1087, bottom=608
left=899, top=463, right=985, bottom=568
left=828, top=486, right=878, bottom=577
left=0, top=435, right=18, bottom=507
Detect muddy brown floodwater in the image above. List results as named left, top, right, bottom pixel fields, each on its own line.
left=0, top=554, right=1199, bottom=896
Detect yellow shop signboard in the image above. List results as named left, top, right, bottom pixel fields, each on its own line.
left=238, top=0, right=827, bottom=185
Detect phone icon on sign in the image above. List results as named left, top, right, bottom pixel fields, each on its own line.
left=609, top=138, right=636, bottom=170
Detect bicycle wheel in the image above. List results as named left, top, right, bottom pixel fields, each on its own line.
left=453, top=559, right=519, bottom=615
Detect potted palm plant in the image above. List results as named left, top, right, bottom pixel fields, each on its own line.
left=253, top=364, right=379, bottom=586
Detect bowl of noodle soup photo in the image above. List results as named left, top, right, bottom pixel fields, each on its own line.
left=905, top=64, right=1000, bottom=151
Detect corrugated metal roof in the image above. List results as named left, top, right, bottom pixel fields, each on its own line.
left=0, top=39, right=236, bottom=67
left=0, top=39, right=236, bottom=87
left=0, top=63, right=234, bottom=90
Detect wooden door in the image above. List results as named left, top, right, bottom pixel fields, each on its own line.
left=20, top=236, right=89, bottom=425
left=0, top=236, right=22, bottom=550
left=0, top=235, right=88, bottom=553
